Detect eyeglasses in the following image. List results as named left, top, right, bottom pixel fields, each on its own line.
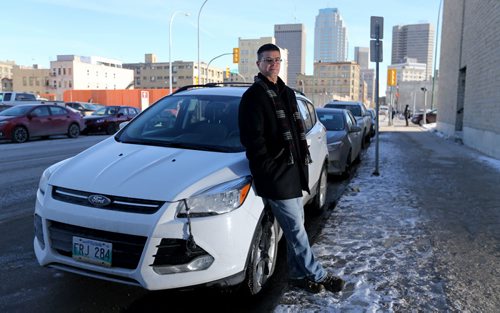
left=260, top=58, right=282, bottom=64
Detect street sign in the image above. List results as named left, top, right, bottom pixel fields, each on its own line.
left=370, top=16, right=384, bottom=39
left=370, top=40, right=383, bottom=62
left=387, top=69, right=397, bottom=86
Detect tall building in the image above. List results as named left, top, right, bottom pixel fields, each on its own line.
left=274, top=24, right=306, bottom=88
left=238, top=37, right=288, bottom=84
left=354, top=47, right=370, bottom=69
left=314, top=8, right=348, bottom=62
left=391, top=23, right=435, bottom=79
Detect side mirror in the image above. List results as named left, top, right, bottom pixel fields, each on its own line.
left=349, top=125, right=362, bottom=133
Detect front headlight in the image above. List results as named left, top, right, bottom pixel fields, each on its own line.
left=38, top=167, right=53, bottom=196
left=176, top=176, right=252, bottom=218
left=327, top=141, right=343, bottom=152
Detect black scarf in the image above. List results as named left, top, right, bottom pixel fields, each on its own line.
left=254, top=76, right=312, bottom=166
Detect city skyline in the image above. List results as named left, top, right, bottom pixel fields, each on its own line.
left=1, top=0, right=442, bottom=95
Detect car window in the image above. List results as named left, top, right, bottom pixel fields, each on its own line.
left=325, top=103, right=362, bottom=116
left=3, top=93, right=12, bottom=101
left=318, top=112, right=344, bottom=131
left=345, top=111, right=356, bottom=127
left=50, top=106, right=67, bottom=116
left=0, top=105, right=32, bottom=116
left=118, top=107, right=127, bottom=115
left=31, top=106, right=51, bottom=117
left=305, top=101, right=317, bottom=126
left=297, top=99, right=313, bottom=132
left=117, top=95, right=243, bottom=152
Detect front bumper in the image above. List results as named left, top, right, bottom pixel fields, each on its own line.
left=34, top=186, right=263, bottom=290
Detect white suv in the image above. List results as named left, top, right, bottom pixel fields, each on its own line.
left=33, top=84, right=328, bottom=295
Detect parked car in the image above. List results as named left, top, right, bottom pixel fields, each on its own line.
left=33, top=84, right=329, bottom=295
left=411, top=109, right=437, bottom=125
left=324, top=101, right=372, bottom=147
left=82, top=106, right=139, bottom=135
left=65, top=102, right=103, bottom=116
left=379, top=105, right=389, bottom=116
left=0, top=104, right=84, bottom=143
left=366, top=108, right=377, bottom=137
left=317, top=108, right=363, bottom=176
left=0, top=91, right=41, bottom=106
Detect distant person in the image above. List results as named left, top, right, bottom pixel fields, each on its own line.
left=239, top=43, right=345, bottom=294
left=404, top=104, right=410, bottom=126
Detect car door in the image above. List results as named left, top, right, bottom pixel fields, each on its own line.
left=345, top=111, right=362, bottom=159
left=28, top=106, right=52, bottom=136
left=296, top=98, right=326, bottom=197
left=49, top=106, right=71, bottom=134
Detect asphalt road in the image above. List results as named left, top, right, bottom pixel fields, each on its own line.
left=0, top=135, right=359, bottom=313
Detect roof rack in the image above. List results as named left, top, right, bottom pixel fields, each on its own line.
left=172, top=82, right=253, bottom=95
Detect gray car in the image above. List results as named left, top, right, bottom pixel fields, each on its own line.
left=317, top=108, right=363, bottom=176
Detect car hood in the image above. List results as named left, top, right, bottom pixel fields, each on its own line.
left=0, top=116, right=16, bottom=121
left=48, top=138, right=250, bottom=201
left=326, top=131, right=346, bottom=143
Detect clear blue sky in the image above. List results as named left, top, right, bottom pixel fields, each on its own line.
left=1, top=0, right=442, bottom=94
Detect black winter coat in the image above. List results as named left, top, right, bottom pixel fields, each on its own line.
left=238, top=74, right=309, bottom=200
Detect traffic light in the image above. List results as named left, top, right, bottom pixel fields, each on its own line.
left=387, top=69, right=397, bottom=86
left=225, top=67, right=230, bottom=79
left=233, top=47, right=240, bottom=63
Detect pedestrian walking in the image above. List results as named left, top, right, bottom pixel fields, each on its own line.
left=404, top=104, right=410, bottom=126
left=238, top=43, right=345, bottom=294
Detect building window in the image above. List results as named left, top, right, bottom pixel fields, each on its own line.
left=23, top=77, right=27, bottom=86
left=69, top=80, right=72, bottom=88
left=58, top=68, right=61, bottom=75
left=68, top=68, right=72, bottom=75
left=63, top=68, right=66, bottom=75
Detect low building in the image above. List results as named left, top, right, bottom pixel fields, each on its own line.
left=12, top=65, right=51, bottom=96
left=50, top=55, right=134, bottom=100
left=124, top=53, right=224, bottom=92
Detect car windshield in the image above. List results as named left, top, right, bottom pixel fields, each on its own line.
left=318, top=112, right=344, bottom=131
left=0, top=105, right=33, bottom=116
left=117, top=94, right=243, bottom=152
left=92, top=107, right=118, bottom=116
left=326, top=104, right=361, bottom=116
left=82, top=103, right=99, bottom=110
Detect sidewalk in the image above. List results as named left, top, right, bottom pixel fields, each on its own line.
left=274, top=118, right=500, bottom=312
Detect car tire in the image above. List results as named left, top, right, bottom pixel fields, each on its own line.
left=311, top=163, right=328, bottom=215
left=67, top=123, right=80, bottom=138
left=244, top=210, right=279, bottom=296
left=361, top=131, right=367, bottom=149
left=12, top=126, right=29, bottom=143
left=106, top=123, right=117, bottom=135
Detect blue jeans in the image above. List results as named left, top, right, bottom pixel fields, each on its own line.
left=264, top=197, right=326, bottom=282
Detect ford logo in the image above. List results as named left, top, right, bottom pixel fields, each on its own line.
left=88, top=194, right=112, bottom=207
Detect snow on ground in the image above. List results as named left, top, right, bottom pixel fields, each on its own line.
left=274, top=132, right=448, bottom=312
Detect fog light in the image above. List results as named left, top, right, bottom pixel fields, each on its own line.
left=153, top=255, right=214, bottom=275
left=34, top=214, right=45, bottom=249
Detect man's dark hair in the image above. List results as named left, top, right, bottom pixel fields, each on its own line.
left=257, top=43, right=280, bottom=60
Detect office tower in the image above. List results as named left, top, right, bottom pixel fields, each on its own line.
left=274, top=23, right=306, bottom=88
left=392, top=23, right=435, bottom=79
left=354, top=47, right=370, bottom=69
left=314, top=8, right=348, bottom=62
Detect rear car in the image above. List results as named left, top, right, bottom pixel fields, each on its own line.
left=34, top=84, right=329, bottom=295
left=65, top=102, right=103, bottom=116
left=82, top=106, right=139, bottom=135
left=0, top=104, right=84, bottom=143
left=324, top=101, right=372, bottom=147
left=317, top=108, right=363, bottom=176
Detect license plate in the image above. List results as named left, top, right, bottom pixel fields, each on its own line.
left=72, top=236, right=112, bottom=267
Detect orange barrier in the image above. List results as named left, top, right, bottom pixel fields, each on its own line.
left=63, top=89, right=172, bottom=109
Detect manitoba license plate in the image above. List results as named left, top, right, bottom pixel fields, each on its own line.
left=72, top=236, right=112, bottom=267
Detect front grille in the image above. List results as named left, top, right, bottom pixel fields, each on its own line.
left=152, top=238, right=209, bottom=266
left=52, top=186, right=165, bottom=214
left=48, top=220, right=147, bottom=269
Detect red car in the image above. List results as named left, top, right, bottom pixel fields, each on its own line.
left=0, top=104, right=84, bottom=143
left=82, top=106, right=139, bottom=135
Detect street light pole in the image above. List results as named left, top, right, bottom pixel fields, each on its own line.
left=169, top=11, right=189, bottom=94
left=421, top=87, right=428, bottom=125
left=197, top=0, right=208, bottom=85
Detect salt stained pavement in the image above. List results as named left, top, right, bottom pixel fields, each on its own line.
left=274, top=124, right=500, bottom=312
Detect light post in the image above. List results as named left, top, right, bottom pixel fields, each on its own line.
left=197, top=0, right=208, bottom=85
left=169, top=11, right=190, bottom=94
left=421, top=87, right=428, bottom=125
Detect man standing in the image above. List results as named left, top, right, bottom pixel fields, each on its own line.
left=404, top=104, right=410, bottom=126
left=238, top=43, right=345, bottom=293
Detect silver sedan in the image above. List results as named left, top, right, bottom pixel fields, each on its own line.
left=316, top=108, right=363, bottom=176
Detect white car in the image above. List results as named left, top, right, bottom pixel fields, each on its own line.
left=34, top=85, right=329, bottom=295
